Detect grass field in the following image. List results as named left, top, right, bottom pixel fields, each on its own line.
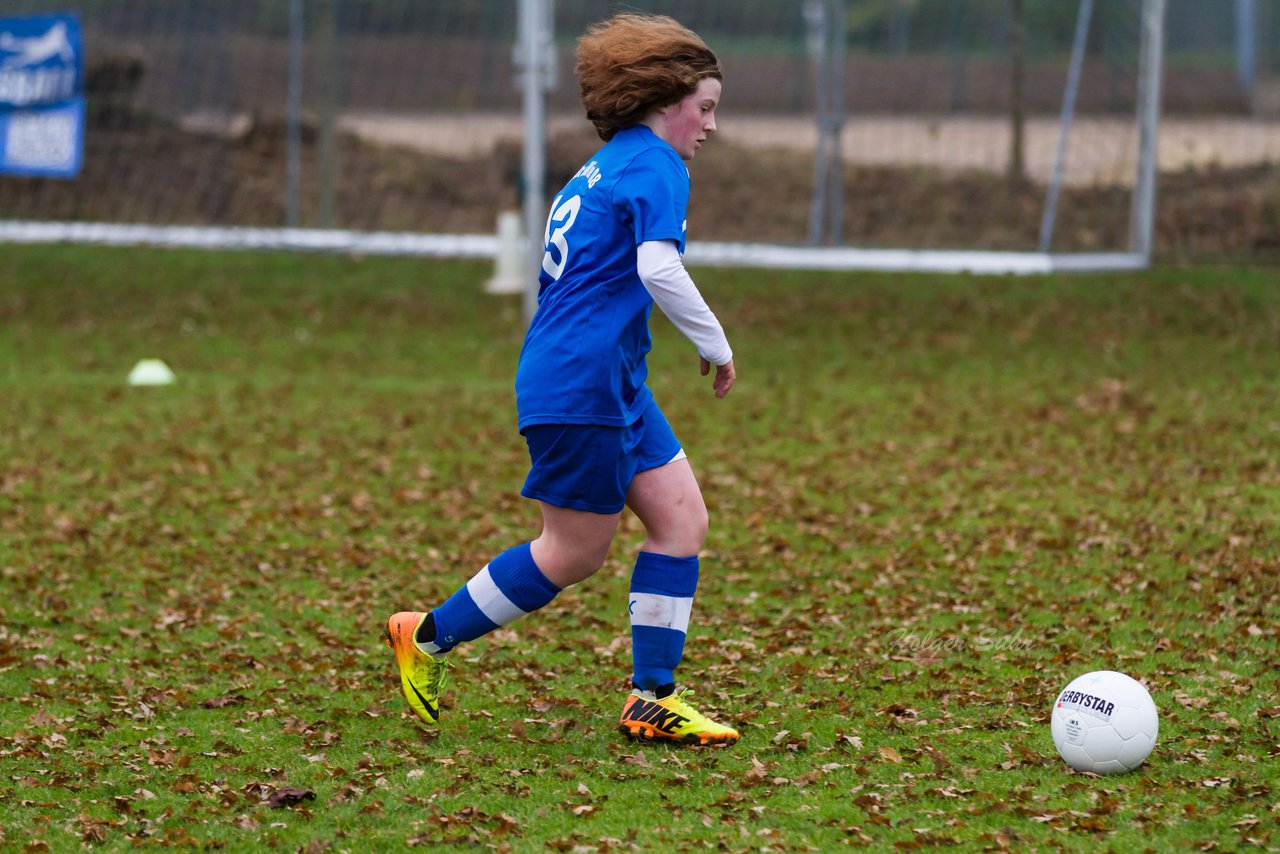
left=1, top=245, right=1277, bottom=851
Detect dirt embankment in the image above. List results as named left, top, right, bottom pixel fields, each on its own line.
left=1, top=104, right=1276, bottom=261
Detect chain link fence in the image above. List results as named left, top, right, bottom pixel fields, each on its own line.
left=0, top=0, right=1276, bottom=259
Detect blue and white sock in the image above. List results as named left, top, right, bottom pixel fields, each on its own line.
left=629, top=551, right=699, bottom=692
left=420, top=543, right=559, bottom=655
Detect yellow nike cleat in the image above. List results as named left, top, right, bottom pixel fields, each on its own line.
left=618, top=688, right=739, bottom=746
left=383, top=611, right=450, bottom=726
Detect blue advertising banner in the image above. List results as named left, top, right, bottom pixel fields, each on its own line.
left=0, top=14, right=84, bottom=178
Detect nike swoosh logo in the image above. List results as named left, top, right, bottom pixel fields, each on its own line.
left=407, top=679, right=439, bottom=721
left=628, top=600, right=636, bottom=615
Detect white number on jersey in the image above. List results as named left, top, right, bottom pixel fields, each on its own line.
left=542, top=193, right=582, bottom=281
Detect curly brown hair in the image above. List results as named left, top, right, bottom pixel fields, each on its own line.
left=575, top=13, right=722, bottom=142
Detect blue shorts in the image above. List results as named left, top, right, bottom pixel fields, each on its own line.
left=521, top=401, right=684, bottom=514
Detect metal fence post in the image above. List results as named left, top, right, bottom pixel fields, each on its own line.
left=1236, top=0, right=1257, bottom=97
left=1130, top=0, right=1165, bottom=260
left=805, top=0, right=829, bottom=247
left=286, top=0, right=304, bottom=229
left=317, top=0, right=341, bottom=229
left=828, top=0, right=845, bottom=246
left=807, top=0, right=845, bottom=247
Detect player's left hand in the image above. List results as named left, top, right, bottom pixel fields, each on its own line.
left=701, top=357, right=735, bottom=399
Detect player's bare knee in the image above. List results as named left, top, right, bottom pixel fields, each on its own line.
left=559, top=554, right=606, bottom=586
left=680, top=501, right=710, bottom=553
left=691, top=504, right=709, bottom=548
left=532, top=535, right=602, bottom=586
left=644, top=510, right=708, bottom=557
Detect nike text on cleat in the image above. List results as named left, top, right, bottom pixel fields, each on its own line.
left=384, top=611, right=450, bottom=726
left=618, top=688, right=739, bottom=746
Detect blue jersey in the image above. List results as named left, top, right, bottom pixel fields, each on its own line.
left=516, top=125, right=689, bottom=430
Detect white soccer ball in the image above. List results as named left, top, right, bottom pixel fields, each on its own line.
left=1050, top=670, right=1158, bottom=774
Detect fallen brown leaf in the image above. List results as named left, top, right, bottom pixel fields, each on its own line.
left=266, top=786, right=316, bottom=808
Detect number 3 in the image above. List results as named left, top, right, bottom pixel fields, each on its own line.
left=542, top=193, right=581, bottom=280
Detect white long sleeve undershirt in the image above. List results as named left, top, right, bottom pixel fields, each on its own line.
left=636, top=240, right=733, bottom=367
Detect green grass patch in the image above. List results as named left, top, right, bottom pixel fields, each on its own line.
left=1, top=245, right=1277, bottom=850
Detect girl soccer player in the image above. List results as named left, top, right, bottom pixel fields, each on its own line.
left=385, top=13, right=738, bottom=746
